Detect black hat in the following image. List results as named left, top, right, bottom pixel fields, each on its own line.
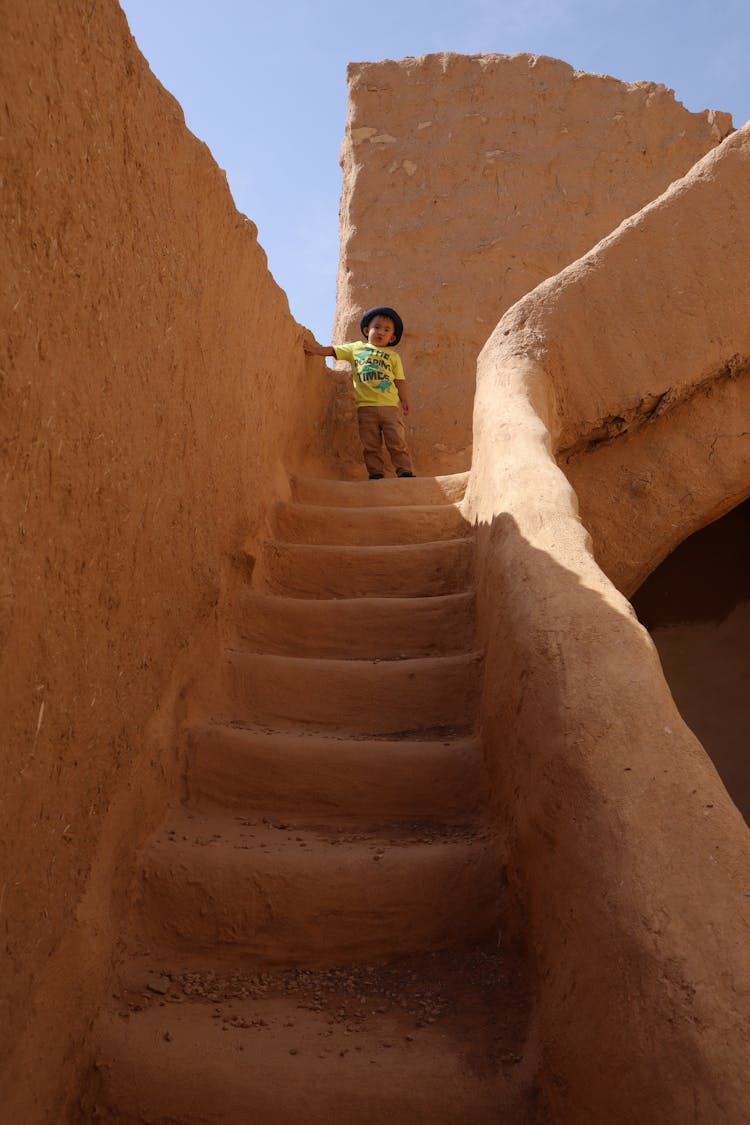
left=360, top=306, right=404, bottom=345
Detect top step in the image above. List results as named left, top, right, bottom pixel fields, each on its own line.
left=291, top=472, right=469, bottom=509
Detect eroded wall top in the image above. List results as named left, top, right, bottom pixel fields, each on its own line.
left=332, top=52, right=731, bottom=473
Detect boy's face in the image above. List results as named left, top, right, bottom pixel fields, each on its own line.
left=365, top=315, right=397, bottom=348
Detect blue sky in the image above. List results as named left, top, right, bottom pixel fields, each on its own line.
left=120, top=0, right=750, bottom=343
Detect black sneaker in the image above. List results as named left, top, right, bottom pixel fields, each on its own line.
left=368, top=473, right=385, bottom=480
left=397, top=471, right=415, bottom=478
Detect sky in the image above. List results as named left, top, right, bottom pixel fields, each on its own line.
left=119, top=0, right=750, bottom=343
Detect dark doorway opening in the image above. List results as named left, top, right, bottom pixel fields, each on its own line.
left=631, top=499, right=750, bottom=824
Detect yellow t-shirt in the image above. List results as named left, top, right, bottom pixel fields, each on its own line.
left=333, top=341, right=405, bottom=408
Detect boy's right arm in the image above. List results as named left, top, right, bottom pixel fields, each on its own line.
left=303, top=338, right=336, bottom=358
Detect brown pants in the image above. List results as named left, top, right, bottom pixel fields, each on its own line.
left=357, top=406, right=413, bottom=477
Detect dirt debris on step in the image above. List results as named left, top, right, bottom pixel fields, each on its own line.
left=114, top=944, right=530, bottom=1069
left=223, top=720, right=474, bottom=743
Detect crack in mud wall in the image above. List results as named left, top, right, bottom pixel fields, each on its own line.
left=558, top=355, right=749, bottom=460
left=566, top=365, right=750, bottom=593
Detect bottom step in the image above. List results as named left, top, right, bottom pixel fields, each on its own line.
left=83, top=947, right=536, bottom=1124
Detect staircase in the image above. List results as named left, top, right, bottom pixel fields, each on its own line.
left=82, top=473, right=535, bottom=1123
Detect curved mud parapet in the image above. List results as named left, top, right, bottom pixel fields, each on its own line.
left=465, top=128, right=750, bottom=1122
left=332, top=52, right=732, bottom=475
left=497, top=124, right=750, bottom=594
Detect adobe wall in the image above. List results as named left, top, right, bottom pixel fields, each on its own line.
left=465, top=127, right=750, bottom=1121
left=0, top=3, right=326, bottom=1120
left=538, top=129, right=750, bottom=593
left=329, top=52, right=731, bottom=475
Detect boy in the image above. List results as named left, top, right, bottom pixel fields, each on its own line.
left=303, top=305, right=415, bottom=479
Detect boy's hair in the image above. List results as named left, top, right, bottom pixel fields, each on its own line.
left=360, top=306, right=404, bottom=345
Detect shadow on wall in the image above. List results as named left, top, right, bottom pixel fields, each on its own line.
left=476, top=508, right=750, bottom=1125
left=632, top=499, right=750, bottom=824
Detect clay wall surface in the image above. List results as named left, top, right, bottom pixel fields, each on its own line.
left=329, top=52, right=731, bottom=475
left=502, top=124, right=750, bottom=594
left=1, top=3, right=324, bottom=1120
left=464, top=126, right=750, bottom=1121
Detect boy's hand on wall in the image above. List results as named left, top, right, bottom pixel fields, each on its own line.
left=303, top=337, right=336, bottom=358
